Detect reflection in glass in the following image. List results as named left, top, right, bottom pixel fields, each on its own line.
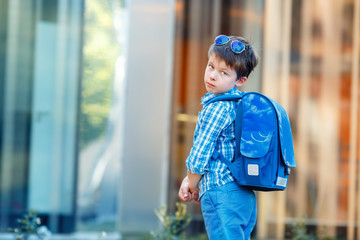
left=0, top=0, right=83, bottom=233
left=76, top=0, right=125, bottom=233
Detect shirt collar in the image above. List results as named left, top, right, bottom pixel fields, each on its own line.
left=201, top=88, right=241, bottom=105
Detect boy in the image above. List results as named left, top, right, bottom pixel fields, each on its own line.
left=178, top=35, right=259, bottom=240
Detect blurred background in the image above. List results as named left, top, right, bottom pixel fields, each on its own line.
left=0, top=0, right=359, bottom=239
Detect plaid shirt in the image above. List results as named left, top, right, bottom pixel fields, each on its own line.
left=186, top=88, right=242, bottom=198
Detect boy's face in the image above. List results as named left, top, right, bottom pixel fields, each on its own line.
left=204, top=54, right=245, bottom=94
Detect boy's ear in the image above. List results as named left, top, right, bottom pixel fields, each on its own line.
left=235, top=76, right=247, bottom=87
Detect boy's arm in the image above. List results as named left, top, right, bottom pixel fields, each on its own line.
left=186, top=102, right=231, bottom=177
left=187, top=171, right=202, bottom=193
left=184, top=102, right=231, bottom=202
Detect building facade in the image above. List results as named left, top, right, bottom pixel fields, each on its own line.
left=0, top=0, right=360, bottom=239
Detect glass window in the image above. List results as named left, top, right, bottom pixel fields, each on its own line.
left=0, top=0, right=83, bottom=233
left=0, top=0, right=126, bottom=235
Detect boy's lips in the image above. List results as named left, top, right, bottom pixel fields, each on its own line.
left=206, top=82, right=215, bottom=88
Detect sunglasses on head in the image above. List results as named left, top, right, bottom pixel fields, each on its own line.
left=214, top=35, right=246, bottom=54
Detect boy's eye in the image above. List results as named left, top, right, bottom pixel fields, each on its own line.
left=222, top=71, right=228, bottom=76
left=208, top=65, right=214, bottom=69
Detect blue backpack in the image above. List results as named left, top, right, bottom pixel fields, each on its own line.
left=208, top=92, right=296, bottom=191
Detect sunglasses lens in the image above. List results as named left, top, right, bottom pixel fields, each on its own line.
left=231, top=41, right=245, bottom=54
left=215, top=35, right=230, bottom=45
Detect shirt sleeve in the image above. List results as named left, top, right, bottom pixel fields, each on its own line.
left=186, top=102, right=232, bottom=175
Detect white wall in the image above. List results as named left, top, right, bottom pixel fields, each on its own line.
left=118, top=0, right=175, bottom=233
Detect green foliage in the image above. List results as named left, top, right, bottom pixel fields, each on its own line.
left=287, top=219, right=338, bottom=240
left=80, top=0, right=121, bottom=148
left=149, top=202, right=192, bottom=240
left=7, top=210, right=42, bottom=240
left=288, top=220, right=315, bottom=240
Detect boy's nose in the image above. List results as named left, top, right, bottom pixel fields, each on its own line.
left=210, top=71, right=217, bottom=80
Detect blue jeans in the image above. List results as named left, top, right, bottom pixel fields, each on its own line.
left=200, top=182, right=257, bottom=240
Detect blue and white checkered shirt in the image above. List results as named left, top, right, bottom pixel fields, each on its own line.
left=186, top=88, right=242, bottom=199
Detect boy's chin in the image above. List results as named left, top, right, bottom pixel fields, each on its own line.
left=206, top=88, right=230, bottom=94
left=206, top=87, right=219, bottom=94
left=207, top=89, right=217, bottom=94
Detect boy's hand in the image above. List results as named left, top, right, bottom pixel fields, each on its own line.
left=187, top=171, right=201, bottom=195
left=188, top=181, right=200, bottom=194
left=178, top=176, right=200, bottom=203
left=188, top=183, right=200, bottom=204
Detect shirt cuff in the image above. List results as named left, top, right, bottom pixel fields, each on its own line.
left=186, top=159, right=205, bottom=175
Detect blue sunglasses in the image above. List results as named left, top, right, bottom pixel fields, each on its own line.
left=214, top=35, right=245, bottom=54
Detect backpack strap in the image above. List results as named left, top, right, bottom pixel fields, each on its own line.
left=205, top=93, right=243, bottom=106
left=208, top=93, right=244, bottom=165
left=212, top=150, right=243, bottom=184
left=212, top=151, right=233, bottom=166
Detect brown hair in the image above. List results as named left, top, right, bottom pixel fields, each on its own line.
left=208, top=36, right=259, bottom=79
